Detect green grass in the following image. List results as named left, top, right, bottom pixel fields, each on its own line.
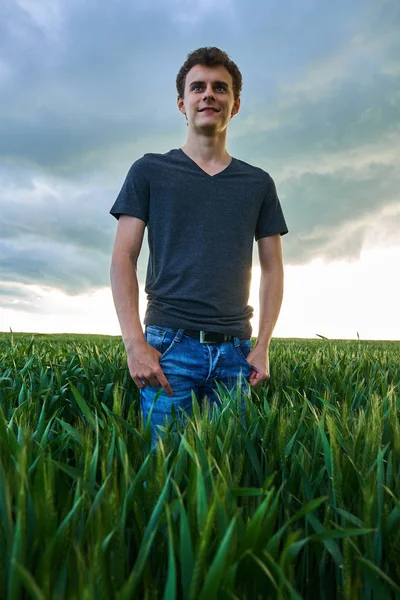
left=0, top=332, right=399, bottom=599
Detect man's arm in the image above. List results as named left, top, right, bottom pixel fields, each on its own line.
left=110, top=215, right=147, bottom=350
left=246, top=234, right=284, bottom=387
left=255, top=233, right=284, bottom=351
left=110, top=215, right=174, bottom=396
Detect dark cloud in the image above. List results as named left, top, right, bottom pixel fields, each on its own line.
left=0, top=238, right=106, bottom=292
left=1, top=0, right=182, bottom=172
left=0, top=226, right=150, bottom=295
left=0, top=284, right=31, bottom=299
left=3, top=0, right=395, bottom=174
left=0, top=111, right=152, bottom=174
left=278, top=162, right=400, bottom=262
left=0, top=160, right=151, bottom=294
left=0, top=283, right=45, bottom=313
left=1, top=0, right=399, bottom=299
left=1, top=179, right=113, bottom=254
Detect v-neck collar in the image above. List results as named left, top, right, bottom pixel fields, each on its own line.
left=177, top=148, right=234, bottom=178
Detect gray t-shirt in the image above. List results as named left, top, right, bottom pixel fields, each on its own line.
left=110, top=148, right=288, bottom=338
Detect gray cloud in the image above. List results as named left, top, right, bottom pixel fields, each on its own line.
left=228, top=7, right=400, bottom=264
left=0, top=237, right=107, bottom=292
left=0, top=174, right=112, bottom=253
left=1, top=0, right=182, bottom=173
left=1, top=0, right=399, bottom=299
left=4, top=0, right=395, bottom=174
left=0, top=282, right=45, bottom=313
left=0, top=160, right=152, bottom=294
left=280, top=166, right=400, bottom=263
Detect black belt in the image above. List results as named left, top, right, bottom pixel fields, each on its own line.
left=184, top=329, right=236, bottom=343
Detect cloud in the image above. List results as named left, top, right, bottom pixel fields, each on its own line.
left=0, top=282, right=46, bottom=313
left=0, top=237, right=108, bottom=293
left=1, top=0, right=241, bottom=173
left=1, top=0, right=182, bottom=173
left=13, top=0, right=64, bottom=41
left=279, top=162, right=400, bottom=263
left=0, top=162, right=145, bottom=294
left=228, top=2, right=400, bottom=263
left=139, top=0, right=237, bottom=26
left=1, top=0, right=399, bottom=301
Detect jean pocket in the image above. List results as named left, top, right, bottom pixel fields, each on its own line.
left=145, top=326, right=177, bottom=360
left=234, top=339, right=252, bottom=365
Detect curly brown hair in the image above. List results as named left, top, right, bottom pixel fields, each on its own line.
left=176, top=47, right=243, bottom=102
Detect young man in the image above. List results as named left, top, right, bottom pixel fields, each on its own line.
left=110, top=47, right=288, bottom=448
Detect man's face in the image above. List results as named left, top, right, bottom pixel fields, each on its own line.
left=177, top=64, right=240, bottom=133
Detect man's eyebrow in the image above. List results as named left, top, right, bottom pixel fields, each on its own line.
left=188, top=80, right=229, bottom=88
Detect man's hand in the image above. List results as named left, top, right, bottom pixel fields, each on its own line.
left=246, top=346, right=270, bottom=387
left=126, top=340, right=174, bottom=397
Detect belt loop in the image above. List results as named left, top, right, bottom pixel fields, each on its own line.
left=233, top=336, right=240, bottom=348
left=175, top=328, right=185, bottom=342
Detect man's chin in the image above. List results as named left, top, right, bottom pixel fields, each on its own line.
left=192, top=122, right=225, bottom=134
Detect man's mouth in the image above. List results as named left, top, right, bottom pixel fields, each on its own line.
left=199, top=107, right=219, bottom=112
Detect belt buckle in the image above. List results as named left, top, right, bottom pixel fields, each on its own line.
left=200, top=330, right=215, bottom=344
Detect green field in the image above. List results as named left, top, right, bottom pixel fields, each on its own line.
left=0, top=332, right=399, bottom=599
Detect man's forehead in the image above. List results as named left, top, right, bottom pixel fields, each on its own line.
left=186, top=64, right=232, bottom=86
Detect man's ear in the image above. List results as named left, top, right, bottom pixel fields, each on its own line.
left=177, top=95, right=185, bottom=115
left=231, top=97, right=241, bottom=117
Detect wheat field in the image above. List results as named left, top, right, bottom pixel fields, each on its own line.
left=0, top=332, right=399, bottom=599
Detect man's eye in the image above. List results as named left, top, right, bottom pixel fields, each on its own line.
left=192, top=86, right=226, bottom=92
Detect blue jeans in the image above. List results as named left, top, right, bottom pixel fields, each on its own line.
left=140, top=326, right=253, bottom=449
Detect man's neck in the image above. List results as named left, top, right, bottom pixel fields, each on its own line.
left=181, top=132, right=231, bottom=165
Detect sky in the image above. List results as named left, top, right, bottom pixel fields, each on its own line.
left=1, top=0, right=399, bottom=340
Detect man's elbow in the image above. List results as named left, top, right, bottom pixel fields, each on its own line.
left=260, top=260, right=284, bottom=277
left=111, top=249, right=138, bottom=271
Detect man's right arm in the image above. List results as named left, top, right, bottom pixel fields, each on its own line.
left=110, top=215, right=173, bottom=396
left=110, top=215, right=147, bottom=349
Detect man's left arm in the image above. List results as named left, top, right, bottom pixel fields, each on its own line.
left=247, top=234, right=284, bottom=387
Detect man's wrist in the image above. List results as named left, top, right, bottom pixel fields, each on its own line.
left=254, top=337, right=271, bottom=351
left=123, top=334, right=146, bottom=352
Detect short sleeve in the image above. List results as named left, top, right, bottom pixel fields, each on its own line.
left=255, top=175, right=288, bottom=241
left=109, top=158, right=149, bottom=223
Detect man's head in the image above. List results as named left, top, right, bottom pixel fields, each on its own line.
left=176, top=46, right=242, bottom=102
left=176, top=47, right=242, bottom=131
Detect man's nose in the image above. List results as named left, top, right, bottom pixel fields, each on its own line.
left=203, top=84, right=215, bottom=98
